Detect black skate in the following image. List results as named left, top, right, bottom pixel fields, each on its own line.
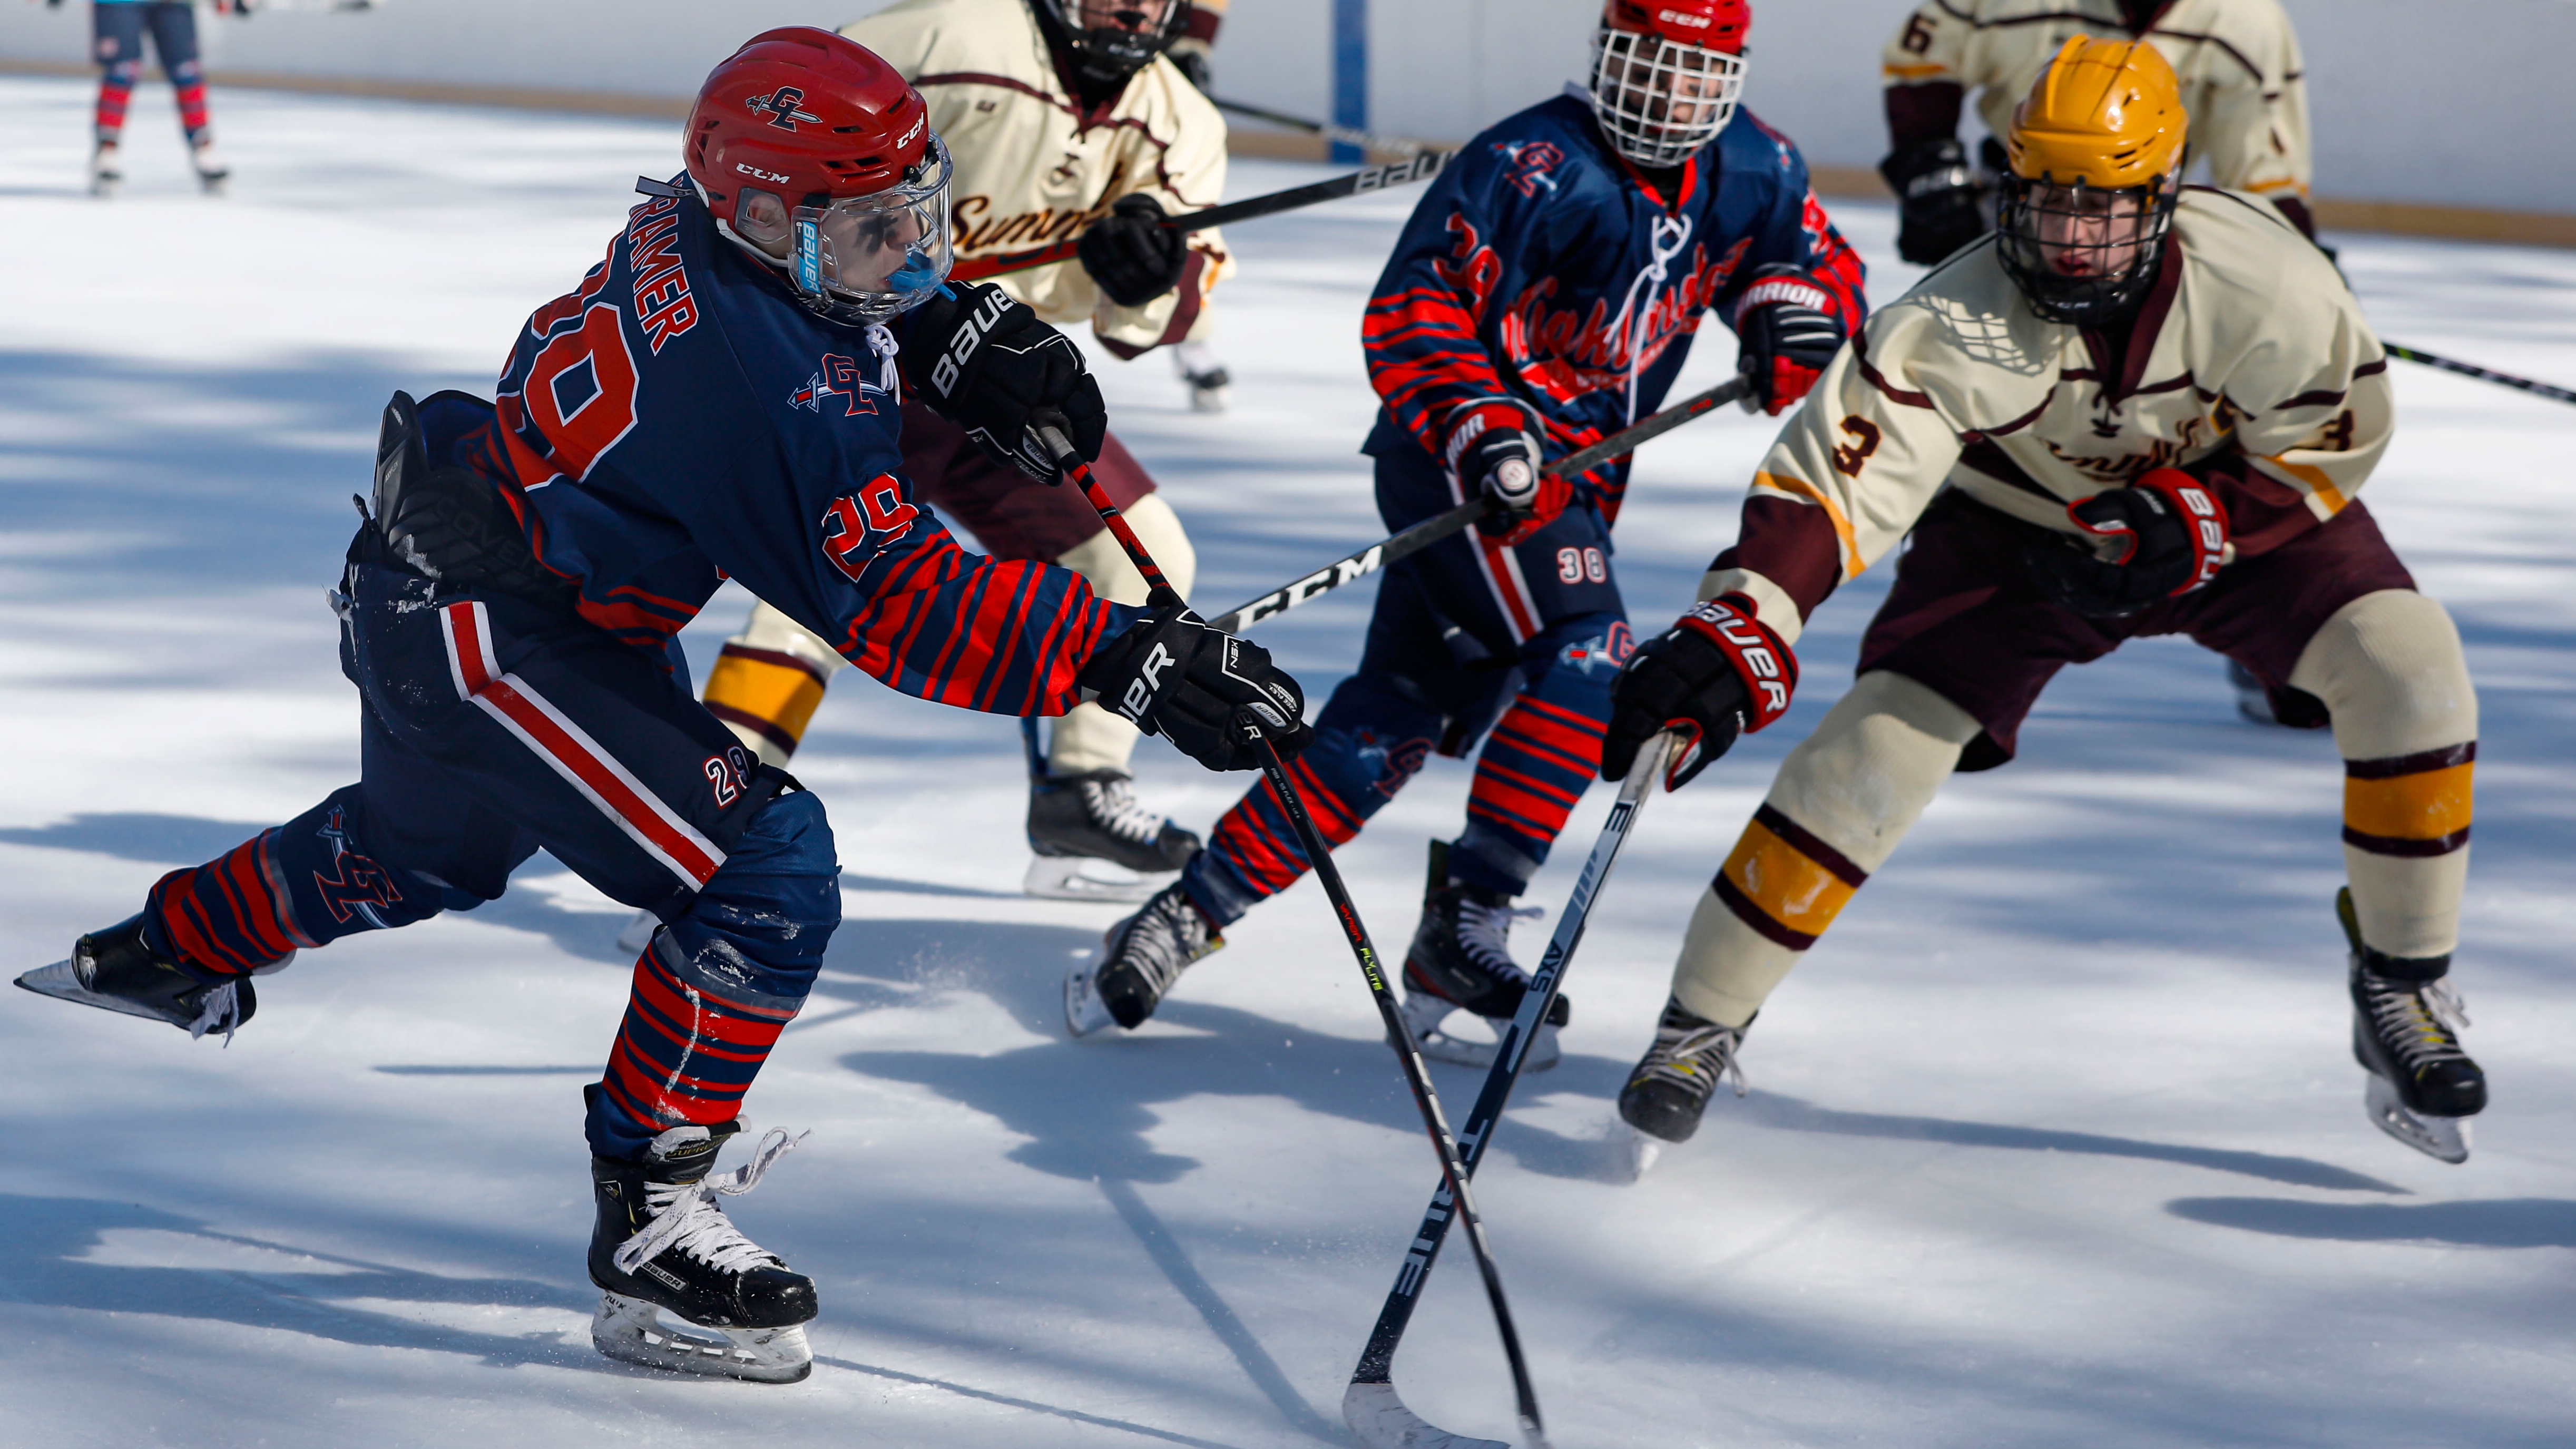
left=1396, top=841, right=1566, bottom=1071
left=590, top=1119, right=817, bottom=1383
left=1618, top=996, right=1752, bottom=1179
left=2340, top=888, right=2483, bottom=1164
left=15, top=913, right=267, bottom=1041
left=1066, top=881, right=1222, bottom=1035
left=1172, top=341, right=1232, bottom=414
left=1024, top=768, right=1203, bottom=903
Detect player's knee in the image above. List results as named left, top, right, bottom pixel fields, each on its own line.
left=1521, top=613, right=1633, bottom=701
left=669, top=789, right=840, bottom=997
left=1766, top=672, right=1976, bottom=874
left=2291, top=590, right=2477, bottom=758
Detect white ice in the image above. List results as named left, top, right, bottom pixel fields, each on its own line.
left=1, top=79, right=2570, bottom=1448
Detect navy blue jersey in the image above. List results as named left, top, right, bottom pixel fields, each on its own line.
left=457, top=181, right=1135, bottom=717
left=1362, top=94, right=1866, bottom=526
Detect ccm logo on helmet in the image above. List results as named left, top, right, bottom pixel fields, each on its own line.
left=748, top=87, right=821, bottom=131
left=1658, top=7, right=1713, bottom=25
left=897, top=113, right=927, bottom=150
left=735, top=163, right=791, bottom=184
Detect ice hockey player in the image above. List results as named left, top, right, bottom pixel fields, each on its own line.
left=1880, top=0, right=2314, bottom=263
left=682, top=0, right=1238, bottom=906
left=1068, top=0, right=1866, bottom=1068
left=1601, top=38, right=2485, bottom=1168
left=60, top=0, right=247, bottom=196
left=1161, top=0, right=1239, bottom=411
left=14, top=28, right=1308, bottom=1383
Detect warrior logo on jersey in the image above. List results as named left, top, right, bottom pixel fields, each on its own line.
left=748, top=87, right=821, bottom=131
left=820, top=476, right=919, bottom=582
left=311, top=807, right=403, bottom=928
left=789, top=354, right=880, bottom=417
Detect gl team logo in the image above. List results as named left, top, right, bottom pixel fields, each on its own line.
left=820, top=475, right=920, bottom=582
left=748, top=86, right=820, bottom=131
left=311, top=806, right=404, bottom=927
left=789, top=353, right=879, bottom=417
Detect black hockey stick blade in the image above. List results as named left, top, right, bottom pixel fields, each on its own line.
left=2384, top=342, right=2576, bottom=406
left=1342, top=732, right=1677, bottom=1449
left=1209, top=374, right=1752, bottom=634
left=1208, top=94, right=1441, bottom=156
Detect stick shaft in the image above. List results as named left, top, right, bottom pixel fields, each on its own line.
left=2385, top=342, right=2576, bottom=406
left=1208, top=374, right=1754, bottom=633
left=1349, top=733, right=1673, bottom=1388
left=1037, top=426, right=1182, bottom=608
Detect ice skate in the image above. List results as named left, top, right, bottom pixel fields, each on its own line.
left=15, top=913, right=273, bottom=1040
left=1396, top=842, right=1563, bottom=1071
left=1067, top=880, right=1222, bottom=1035
left=1617, top=996, right=1751, bottom=1176
left=2341, top=888, right=2482, bottom=1164
left=88, top=142, right=121, bottom=198
left=1172, top=340, right=1231, bottom=414
left=589, top=1121, right=817, bottom=1383
left=1025, top=768, right=1201, bottom=904
left=190, top=141, right=229, bottom=195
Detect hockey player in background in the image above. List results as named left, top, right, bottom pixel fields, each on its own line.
left=1068, top=0, right=1867, bottom=1068
left=682, top=0, right=1236, bottom=907
left=15, top=28, right=1308, bottom=1382
left=54, top=0, right=246, bottom=196
left=1602, top=39, right=2486, bottom=1167
left=1162, top=0, right=1238, bottom=410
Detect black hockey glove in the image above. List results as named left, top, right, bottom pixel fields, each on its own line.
left=1078, top=608, right=1313, bottom=772
left=1076, top=192, right=1190, bottom=308
left=2024, top=467, right=2231, bottom=619
left=1602, top=596, right=1798, bottom=790
left=1733, top=264, right=1846, bottom=416
left=1456, top=422, right=1570, bottom=546
left=1880, top=138, right=1987, bottom=267
left=900, top=280, right=1109, bottom=482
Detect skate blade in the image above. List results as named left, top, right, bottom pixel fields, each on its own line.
left=1625, top=1123, right=1663, bottom=1183
left=615, top=908, right=659, bottom=955
left=1064, top=963, right=1118, bottom=1039
left=15, top=958, right=174, bottom=1026
left=2365, top=1075, right=2472, bottom=1164
left=1023, top=854, right=1168, bottom=905
left=591, top=1292, right=811, bottom=1384
left=1187, top=385, right=1231, bottom=415
left=1344, top=1380, right=1514, bottom=1449
left=1415, top=1019, right=1561, bottom=1073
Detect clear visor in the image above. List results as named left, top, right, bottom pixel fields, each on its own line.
left=789, top=132, right=955, bottom=325
left=1588, top=28, right=1747, bottom=169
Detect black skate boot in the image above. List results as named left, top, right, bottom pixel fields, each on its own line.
left=1024, top=768, right=1203, bottom=903
left=1066, top=880, right=1222, bottom=1035
left=1618, top=996, right=1753, bottom=1178
left=15, top=913, right=262, bottom=1040
left=2340, top=888, right=2483, bottom=1164
left=1396, top=841, right=1567, bottom=1070
left=589, top=1118, right=817, bottom=1383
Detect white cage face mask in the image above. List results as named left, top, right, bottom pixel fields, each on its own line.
left=1587, top=26, right=1746, bottom=169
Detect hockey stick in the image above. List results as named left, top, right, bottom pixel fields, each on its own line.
left=952, top=150, right=1452, bottom=283
left=1209, top=95, right=1441, bottom=158
left=1343, top=731, right=1675, bottom=1449
left=1208, top=373, right=1755, bottom=634
left=2383, top=342, right=2576, bottom=407
left=1034, top=420, right=1549, bottom=1449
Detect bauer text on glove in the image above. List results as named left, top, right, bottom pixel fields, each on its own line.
left=899, top=280, right=1108, bottom=481
left=2024, top=467, right=2230, bottom=619
left=1601, top=594, right=1798, bottom=788
left=1078, top=608, right=1313, bottom=771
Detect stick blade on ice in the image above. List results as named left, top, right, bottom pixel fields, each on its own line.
left=1345, top=1381, right=1519, bottom=1449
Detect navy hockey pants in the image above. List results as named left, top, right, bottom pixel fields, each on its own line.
left=143, top=560, right=841, bottom=1160
left=1181, top=442, right=1633, bottom=926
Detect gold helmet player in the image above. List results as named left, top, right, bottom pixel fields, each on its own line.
left=1993, top=36, right=2188, bottom=326
left=1601, top=37, right=2487, bottom=1169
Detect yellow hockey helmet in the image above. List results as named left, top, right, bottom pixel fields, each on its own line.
left=2006, top=36, right=2187, bottom=188
left=1995, top=36, right=2187, bottom=325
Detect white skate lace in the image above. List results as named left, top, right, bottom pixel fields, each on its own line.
left=1119, top=890, right=1213, bottom=996
left=187, top=981, right=245, bottom=1045
left=1456, top=897, right=1545, bottom=982
left=1642, top=1021, right=1749, bottom=1101
left=1081, top=776, right=1166, bottom=847
left=2365, top=974, right=2472, bottom=1072
left=613, top=1127, right=807, bottom=1277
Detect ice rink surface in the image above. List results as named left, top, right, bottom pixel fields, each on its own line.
left=0, top=78, right=2570, bottom=1447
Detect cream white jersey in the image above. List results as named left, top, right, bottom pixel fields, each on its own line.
left=1711, top=189, right=2388, bottom=645
left=843, top=0, right=1232, bottom=357
left=1883, top=0, right=2310, bottom=204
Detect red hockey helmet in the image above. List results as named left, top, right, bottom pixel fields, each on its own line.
left=684, top=27, right=955, bottom=324
left=1588, top=0, right=1752, bottom=168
